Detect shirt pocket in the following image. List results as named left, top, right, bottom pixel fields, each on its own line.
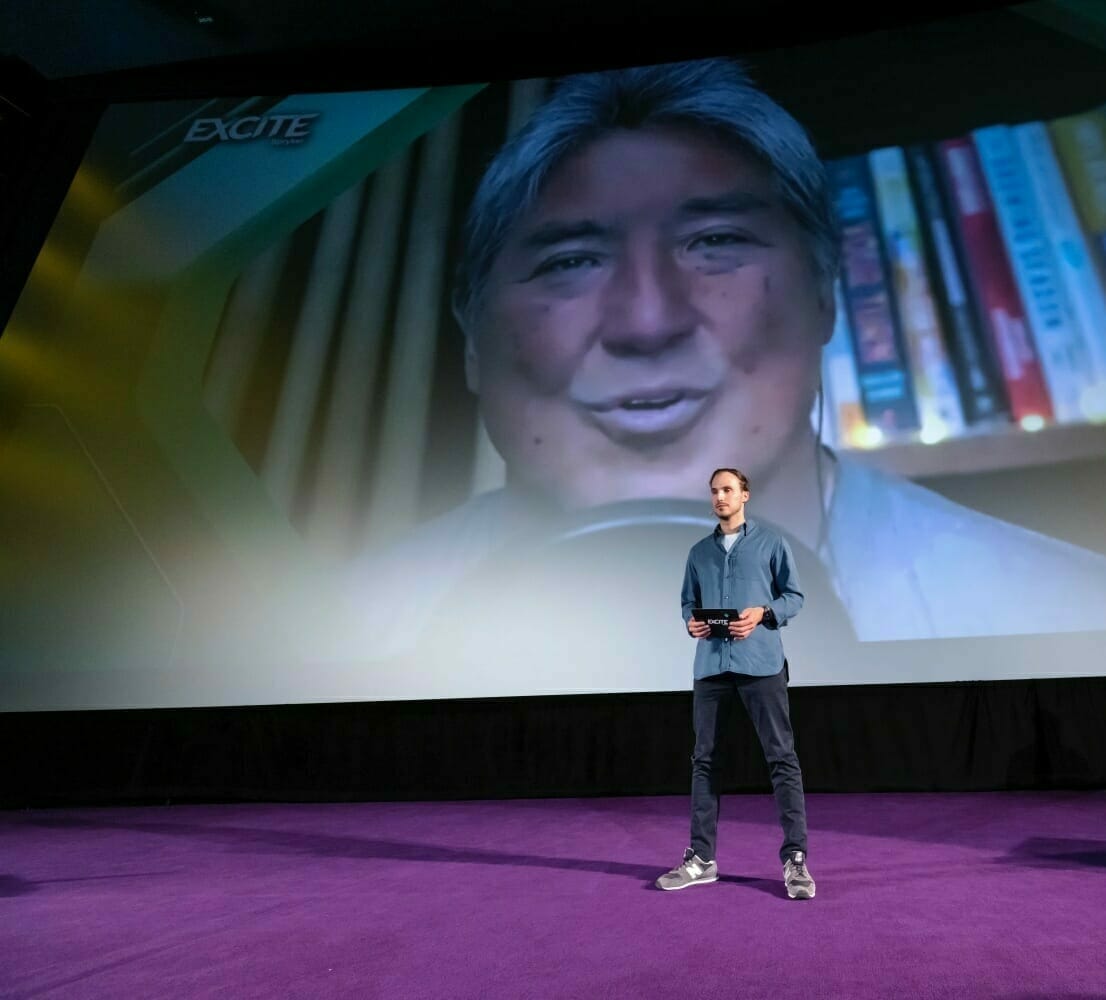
left=726, top=557, right=752, bottom=581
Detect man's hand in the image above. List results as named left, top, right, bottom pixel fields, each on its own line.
left=687, top=618, right=711, bottom=639
left=728, top=607, right=765, bottom=640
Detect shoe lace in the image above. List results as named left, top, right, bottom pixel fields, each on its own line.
left=786, top=854, right=809, bottom=880
left=680, top=856, right=705, bottom=877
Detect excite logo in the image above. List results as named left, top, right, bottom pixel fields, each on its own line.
left=183, top=113, right=321, bottom=146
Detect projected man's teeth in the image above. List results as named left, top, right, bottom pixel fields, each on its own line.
left=622, top=395, right=682, bottom=410
left=588, top=392, right=706, bottom=440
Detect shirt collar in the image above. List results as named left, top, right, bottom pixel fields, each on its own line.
left=714, top=518, right=754, bottom=539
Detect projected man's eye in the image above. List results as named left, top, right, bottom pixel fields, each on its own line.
left=531, top=253, right=602, bottom=278
left=687, top=231, right=750, bottom=250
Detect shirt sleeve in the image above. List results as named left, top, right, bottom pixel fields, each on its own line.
left=767, top=536, right=804, bottom=626
left=681, top=550, right=700, bottom=627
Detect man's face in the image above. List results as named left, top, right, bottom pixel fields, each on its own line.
left=466, top=124, right=833, bottom=508
left=710, top=472, right=749, bottom=521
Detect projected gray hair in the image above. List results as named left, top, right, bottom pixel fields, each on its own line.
left=452, top=58, right=841, bottom=331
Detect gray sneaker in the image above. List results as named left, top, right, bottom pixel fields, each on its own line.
left=783, top=850, right=815, bottom=899
left=655, top=849, right=718, bottom=890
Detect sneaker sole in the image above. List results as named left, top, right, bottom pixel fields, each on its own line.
left=656, top=875, right=719, bottom=891
left=786, top=886, right=815, bottom=900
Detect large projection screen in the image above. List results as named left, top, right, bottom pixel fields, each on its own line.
left=3, top=15, right=1106, bottom=710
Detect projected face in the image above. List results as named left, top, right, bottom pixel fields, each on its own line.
left=466, top=124, right=834, bottom=509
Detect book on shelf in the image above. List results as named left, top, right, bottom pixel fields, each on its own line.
left=1015, top=121, right=1106, bottom=422
left=973, top=124, right=1096, bottom=425
left=936, top=136, right=1053, bottom=426
left=904, top=143, right=1008, bottom=427
left=1050, top=108, right=1106, bottom=271
left=826, top=155, right=920, bottom=439
left=869, top=145, right=966, bottom=442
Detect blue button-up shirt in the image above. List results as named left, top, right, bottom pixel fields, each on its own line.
left=681, top=518, right=804, bottom=679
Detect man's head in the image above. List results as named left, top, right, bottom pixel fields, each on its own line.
left=453, top=59, right=839, bottom=509
left=709, top=468, right=750, bottom=523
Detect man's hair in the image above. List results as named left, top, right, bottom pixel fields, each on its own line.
left=709, top=468, right=749, bottom=492
left=452, top=57, right=840, bottom=331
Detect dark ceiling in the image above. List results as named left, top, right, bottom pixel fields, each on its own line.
left=6, top=0, right=1099, bottom=103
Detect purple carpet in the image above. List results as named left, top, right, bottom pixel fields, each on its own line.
left=2, top=792, right=1105, bottom=999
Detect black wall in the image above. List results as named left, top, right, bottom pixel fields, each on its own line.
left=4, top=677, right=1105, bottom=807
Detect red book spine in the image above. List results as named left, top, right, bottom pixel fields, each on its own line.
left=937, top=137, right=1053, bottom=422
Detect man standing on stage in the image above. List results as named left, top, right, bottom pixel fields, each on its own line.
left=656, top=467, right=815, bottom=899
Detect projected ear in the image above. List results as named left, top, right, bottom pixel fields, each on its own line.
left=464, top=334, right=480, bottom=394
left=453, top=293, right=481, bottom=394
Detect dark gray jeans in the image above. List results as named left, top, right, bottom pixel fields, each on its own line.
left=690, top=664, right=808, bottom=864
